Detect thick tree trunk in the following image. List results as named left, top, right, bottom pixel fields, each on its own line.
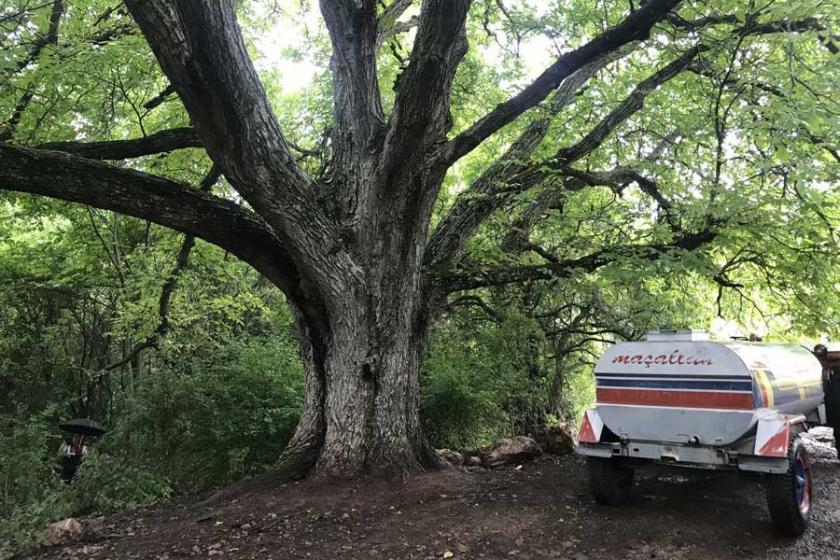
left=274, top=269, right=439, bottom=480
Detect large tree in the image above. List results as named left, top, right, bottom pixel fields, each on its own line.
left=0, top=0, right=837, bottom=478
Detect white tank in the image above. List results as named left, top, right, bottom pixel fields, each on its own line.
left=593, top=331, right=824, bottom=446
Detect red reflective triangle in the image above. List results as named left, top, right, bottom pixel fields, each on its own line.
left=759, top=424, right=789, bottom=457
left=578, top=413, right=597, bottom=443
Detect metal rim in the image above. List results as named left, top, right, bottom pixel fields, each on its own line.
left=794, top=453, right=810, bottom=515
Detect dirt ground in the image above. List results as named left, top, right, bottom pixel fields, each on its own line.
left=31, top=428, right=840, bottom=560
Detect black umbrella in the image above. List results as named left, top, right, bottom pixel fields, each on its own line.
left=59, top=418, right=106, bottom=436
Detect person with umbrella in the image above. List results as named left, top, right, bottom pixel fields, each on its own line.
left=57, top=418, right=105, bottom=483
left=58, top=434, right=86, bottom=482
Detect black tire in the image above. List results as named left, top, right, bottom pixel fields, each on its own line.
left=587, top=457, right=634, bottom=505
left=766, top=435, right=812, bottom=536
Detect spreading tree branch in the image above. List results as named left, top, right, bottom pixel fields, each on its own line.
left=378, top=0, right=413, bottom=26
left=553, top=44, right=704, bottom=163
left=426, top=12, right=823, bottom=276
left=381, top=0, right=471, bottom=185
left=5, top=0, right=63, bottom=76
left=319, top=0, right=385, bottom=177
left=376, top=0, right=416, bottom=48
left=442, top=0, right=681, bottom=166
left=122, top=0, right=333, bottom=263
left=437, top=228, right=718, bottom=292
left=38, top=127, right=202, bottom=159
left=741, top=16, right=828, bottom=37
left=690, top=61, right=840, bottom=164
left=0, top=145, right=297, bottom=291
left=377, top=16, right=418, bottom=47
left=143, top=83, right=176, bottom=110
left=425, top=47, right=631, bottom=269
left=0, top=0, right=64, bottom=141
left=446, top=295, right=500, bottom=320
left=0, top=2, right=55, bottom=26
left=426, top=43, right=695, bottom=269
left=500, top=164, right=679, bottom=255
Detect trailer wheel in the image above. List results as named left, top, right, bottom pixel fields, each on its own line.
left=765, top=435, right=811, bottom=536
left=587, top=457, right=634, bottom=505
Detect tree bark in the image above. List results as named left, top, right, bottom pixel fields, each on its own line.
left=269, top=258, right=440, bottom=479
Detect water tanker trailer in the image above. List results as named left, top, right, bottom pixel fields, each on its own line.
left=576, top=329, right=826, bottom=535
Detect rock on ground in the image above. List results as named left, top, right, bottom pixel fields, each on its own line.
left=465, top=455, right=482, bottom=467
left=479, top=436, right=542, bottom=468
left=436, top=448, right=465, bottom=466
left=801, top=426, right=838, bottom=462
left=42, top=518, right=83, bottom=547
left=537, top=421, right=577, bottom=455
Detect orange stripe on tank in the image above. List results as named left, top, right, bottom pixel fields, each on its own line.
left=596, top=388, right=754, bottom=410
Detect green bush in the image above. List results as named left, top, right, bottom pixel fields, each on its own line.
left=422, top=312, right=547, bottom=449
left=70, top=449, right=171, bottom=514
left=0, top=449, right=168, bottom=558
left=0, top=333, right=303, bottom=558
left=0, top=486, right=73, bottom=558
left=422, top=353, right=510, bottom=449
left=103, top=336, right=303, bottom=492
